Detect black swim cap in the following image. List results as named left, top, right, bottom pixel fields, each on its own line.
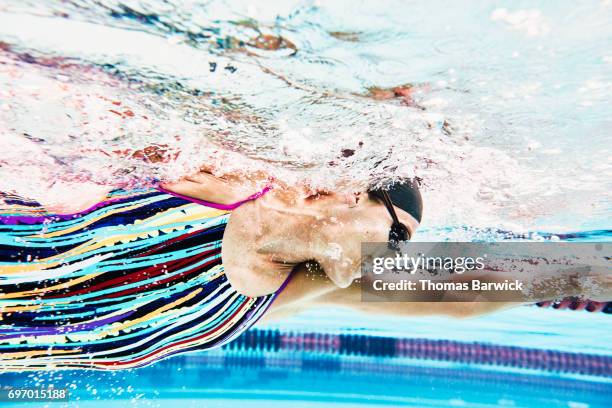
left=385, top=179, right=423, bottom=223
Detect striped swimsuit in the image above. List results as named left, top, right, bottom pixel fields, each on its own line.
left=0, top=187, right=279, bottom=370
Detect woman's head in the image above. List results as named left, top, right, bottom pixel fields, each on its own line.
left=327, top=178, right=422, bottom=243
left=311, top=180, right=422, bottom=288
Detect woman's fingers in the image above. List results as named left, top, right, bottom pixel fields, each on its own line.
left=159, top=174, right=249, bottom=205
left=159, top=178, right=206, bottom=198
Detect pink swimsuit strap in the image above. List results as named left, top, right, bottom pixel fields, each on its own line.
left=156, top=182, right=293, bottom=299
left=155, top=185, right=272, bottom=211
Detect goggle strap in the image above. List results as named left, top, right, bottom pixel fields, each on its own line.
left=379, top=191, right=401, bottom=225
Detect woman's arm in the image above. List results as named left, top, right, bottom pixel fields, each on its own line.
left=21, top=181, right=112, bottom=214
left=259, top=263, right=517, bottom=324
left=261, top=258, right=611, bottom=323
left=31, top=168, right=251, bottom=215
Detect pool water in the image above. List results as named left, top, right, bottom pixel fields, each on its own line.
left=1, top=307, right=611, bottom=407
left=0, top=1, right=610, bottom=407
left=0, top=0, right=610, bottom=237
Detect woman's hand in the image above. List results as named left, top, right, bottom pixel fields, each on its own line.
left=159, top=169, right=264, bottom=206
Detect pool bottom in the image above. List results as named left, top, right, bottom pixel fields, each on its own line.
left=1, top=340, right=610, bottom=408
left=1, top=356, right=610, bottom=408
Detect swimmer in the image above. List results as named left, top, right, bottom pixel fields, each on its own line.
left=2, top=166, right=610, bottom=371
left=0, top=168, right=423, bottom=369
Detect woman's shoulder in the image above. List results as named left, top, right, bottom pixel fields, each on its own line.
left=221, top=191, right=309, bottom=297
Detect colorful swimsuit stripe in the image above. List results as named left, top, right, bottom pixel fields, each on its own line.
left=0, top=188, right=275, bottom=370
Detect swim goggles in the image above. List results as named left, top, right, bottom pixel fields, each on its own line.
left=368, top=189, right=410, bottom=250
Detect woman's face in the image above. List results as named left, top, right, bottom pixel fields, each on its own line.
left=349, top=192, right=420, bottom=241
left=319, top=192, right=420, bottom=288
